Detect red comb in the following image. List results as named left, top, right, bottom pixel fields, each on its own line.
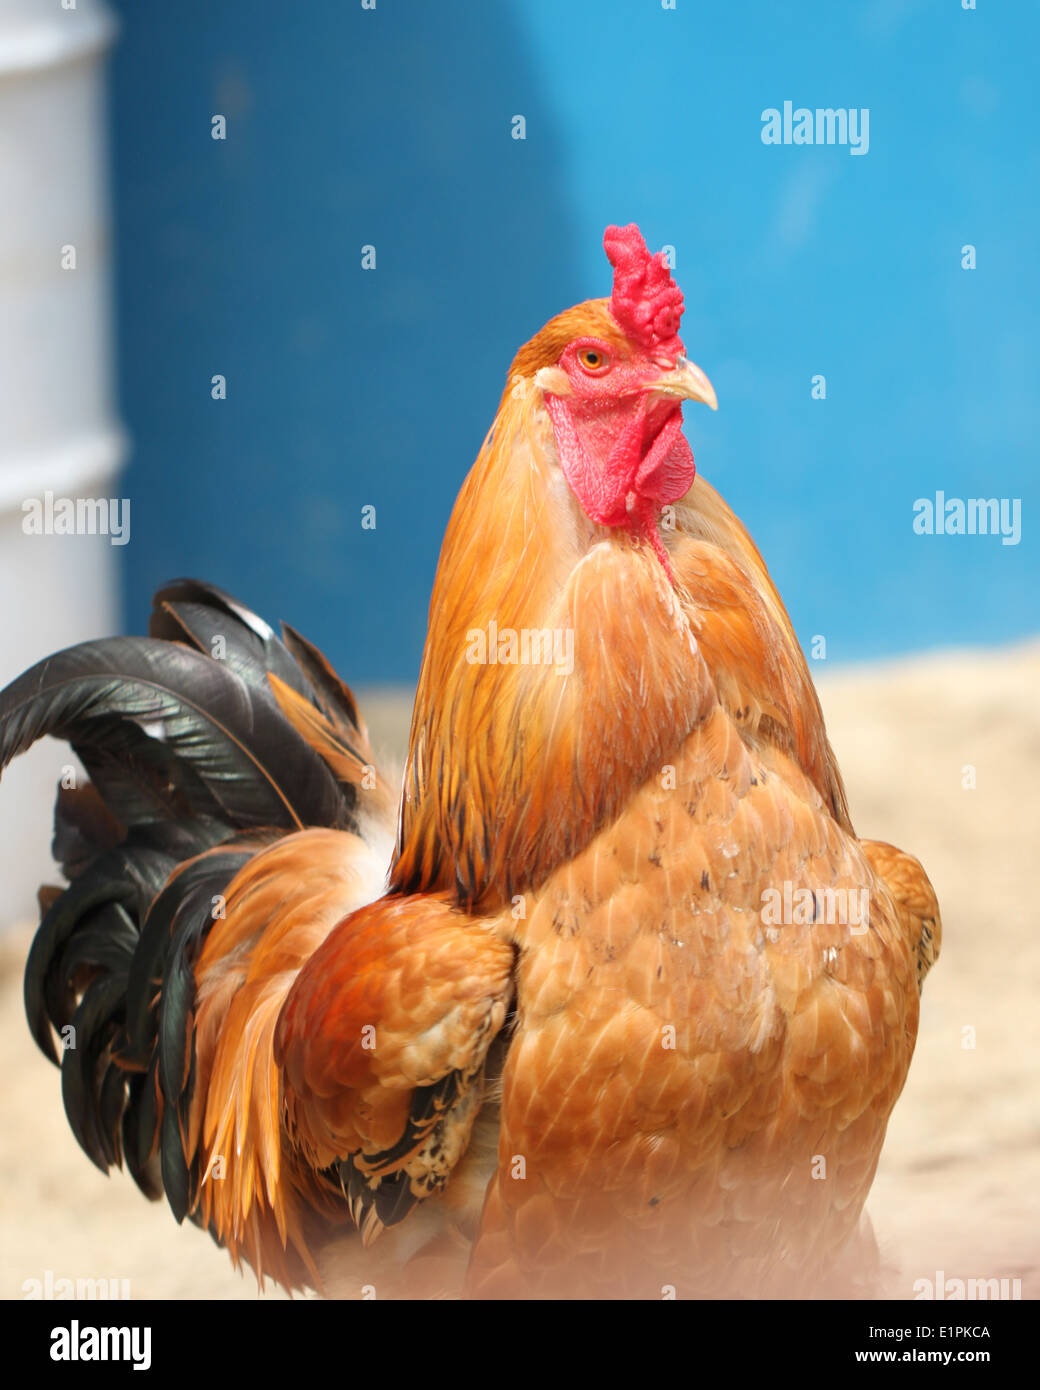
left=604, top=224, right=685, bottom=359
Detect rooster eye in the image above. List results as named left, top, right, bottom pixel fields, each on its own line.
left=578, top=347, right=608, bottom=372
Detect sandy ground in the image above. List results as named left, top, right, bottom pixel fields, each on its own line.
left=1, top=645, right=1037, bottom=1301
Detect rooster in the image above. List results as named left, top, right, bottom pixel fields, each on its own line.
left=2, top=225, right=939, bottom=1300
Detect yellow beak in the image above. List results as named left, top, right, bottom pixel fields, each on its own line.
left=648, top=356, right=718, bottom=411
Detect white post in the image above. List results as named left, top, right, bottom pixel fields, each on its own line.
left=0, top=0, right=126, bottom=929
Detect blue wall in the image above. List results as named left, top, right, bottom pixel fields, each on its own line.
left=109, top=0, right=1037, bottom=680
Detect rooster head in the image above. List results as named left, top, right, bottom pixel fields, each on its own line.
left=507, top=224, right=717, bottom=566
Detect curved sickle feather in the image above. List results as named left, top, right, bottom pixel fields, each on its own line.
left=0, top=638, right=349, bottom=833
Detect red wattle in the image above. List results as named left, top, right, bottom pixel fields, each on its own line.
left=545, top=394, right=696, bottom=532
left=633, top=409, right=696, bottom=504
left=543, top=393, right=636, bottom=526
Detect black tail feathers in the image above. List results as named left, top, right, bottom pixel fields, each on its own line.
left=2, top=579, right=379, bottom=1221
